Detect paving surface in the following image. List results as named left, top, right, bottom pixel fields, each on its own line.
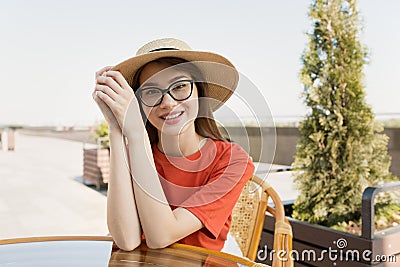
left=0, top=133, right=108, bottom=240
left=0, top=131, right=299, bottom=241
left=254, top=163, right=299, bottom=203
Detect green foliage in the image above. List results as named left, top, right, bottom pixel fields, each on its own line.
left=381, top=119, right=400, bottom=128
left=330, top=197, right=400, bottom=234
left=94, top=121, right=109, bottom=149
left=293, top=0, right=399, bottom=230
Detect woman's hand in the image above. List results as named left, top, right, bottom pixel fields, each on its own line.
left=93, top=66, right=121, bottom=131
left=93, top=67, right=143, bottom=136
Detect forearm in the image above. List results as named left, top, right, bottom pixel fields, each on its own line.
left=106, top=127, right=141, bottom=250
left=127, top=132, right=202, bottom=248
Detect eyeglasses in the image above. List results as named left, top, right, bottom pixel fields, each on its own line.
left=136, top=79, right=194, bottom=107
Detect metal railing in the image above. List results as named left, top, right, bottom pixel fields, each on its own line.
left=362, top=181, right=400, bottom=239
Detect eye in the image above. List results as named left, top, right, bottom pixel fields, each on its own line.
left=171, top=81, right=189, bottom=90
left=142, top=88, right=160, bottom=96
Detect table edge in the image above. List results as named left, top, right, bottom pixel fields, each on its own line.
left=0, top=235, right=113, bottom=245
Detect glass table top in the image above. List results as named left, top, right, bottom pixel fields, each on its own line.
left=0, top=237, right=263, bottom=267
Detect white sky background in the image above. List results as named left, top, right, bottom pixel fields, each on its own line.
left=0, top=0, right=399, bottom=126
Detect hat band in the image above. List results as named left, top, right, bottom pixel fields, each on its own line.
left=148, top=47, right=180, bottom=53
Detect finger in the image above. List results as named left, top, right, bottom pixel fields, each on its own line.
left=93, top=90, right=109, bottom=107
left=95, top=66, right=113, bottom=77
left=96, top=91, right=125, bottom=129
left=95, top=91, right=116, bottom=110
left=95, top=66, right=114, bottom=79
left=93, top=92, right=110, bottom=115
left=93, top=94, right=121, bottom=129
left=96, top=75, right=123, bottom=94
left=95, top=84, right=120, bottom=101
left=93, top=93, right=106, bottom=107
left=105, top=70, right=132, bottom=90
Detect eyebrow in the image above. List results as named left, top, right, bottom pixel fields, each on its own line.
left=141, top=75, right=190, bottom=87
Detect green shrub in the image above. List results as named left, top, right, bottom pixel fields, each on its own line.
left=94, top=121, right=109, bottom=149
left=293, top=0, right=399, bottom=231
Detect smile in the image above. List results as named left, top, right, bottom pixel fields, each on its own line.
left=162, top=111, right=184, bottom=120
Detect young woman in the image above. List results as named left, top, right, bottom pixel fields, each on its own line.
left=93, top=38, right=254, bottom=253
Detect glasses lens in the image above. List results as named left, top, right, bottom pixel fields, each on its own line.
left=140, top=88, right=163, bottom=106
left=169, top=80, right=192, bottom=100
left=139, top=80, right=193, bottom=107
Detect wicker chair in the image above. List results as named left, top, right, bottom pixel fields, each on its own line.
left=229, top=174, right=293, bottom=267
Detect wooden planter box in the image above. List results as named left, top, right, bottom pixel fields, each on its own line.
left=83, top=147, right=110, bottom=190
left=257, top=182, right=400, bottom=267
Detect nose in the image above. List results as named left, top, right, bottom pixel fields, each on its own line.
left=159, top=92, right=177, bottom=109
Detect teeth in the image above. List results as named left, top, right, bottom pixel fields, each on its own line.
left=164, top=112, right=182, bottom=120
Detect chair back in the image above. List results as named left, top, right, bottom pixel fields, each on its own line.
left=230, top=175, right=294, bottom=267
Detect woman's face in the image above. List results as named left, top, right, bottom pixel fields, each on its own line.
left=138, top=62, right=199, bottom=136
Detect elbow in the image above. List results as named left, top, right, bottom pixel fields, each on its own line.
left=109, top=230, right=141, bottom=251
left=146, top=241, right=164, bottom=249
left=114, top=238, right=141, bottom=251
left=145, top=236, right=173, bottom=249
left=107, top=221, right=142, bottom=251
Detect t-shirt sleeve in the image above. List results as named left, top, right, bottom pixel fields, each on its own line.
left=183, top=143, right=254, bottom=239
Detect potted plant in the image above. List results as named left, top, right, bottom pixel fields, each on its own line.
left=82, top=121, right=110, bottom=190
left=258, top=1, right=400, bottom=266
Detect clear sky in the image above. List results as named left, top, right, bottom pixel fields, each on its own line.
left=1, top=0, right=399, bottom=126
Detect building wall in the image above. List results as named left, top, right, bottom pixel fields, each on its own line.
left=226, top=126, right=400, bottom=177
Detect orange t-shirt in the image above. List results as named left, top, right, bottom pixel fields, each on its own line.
left=152, top=138, right=254, bottom=251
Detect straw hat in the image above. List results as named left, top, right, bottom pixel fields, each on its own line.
left=111, top=38, right=239, bottom=111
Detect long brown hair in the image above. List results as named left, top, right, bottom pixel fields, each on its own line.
left=130, top=57, right=229, bottom=144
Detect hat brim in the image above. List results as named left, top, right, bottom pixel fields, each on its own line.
left=111, top=50, right=239, bottom=111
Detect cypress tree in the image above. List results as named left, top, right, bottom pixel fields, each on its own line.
left=292, top=0, right=398, bottom=228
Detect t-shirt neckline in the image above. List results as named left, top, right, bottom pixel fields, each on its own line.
left=153, top=138, right=212, bottom=161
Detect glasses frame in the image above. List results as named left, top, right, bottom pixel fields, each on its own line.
left=136, top=79, right=194, bottom=107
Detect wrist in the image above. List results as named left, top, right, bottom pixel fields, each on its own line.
left=108, top=126, right=122, bottom=138
left=125, top=126, right=147, bottom=143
